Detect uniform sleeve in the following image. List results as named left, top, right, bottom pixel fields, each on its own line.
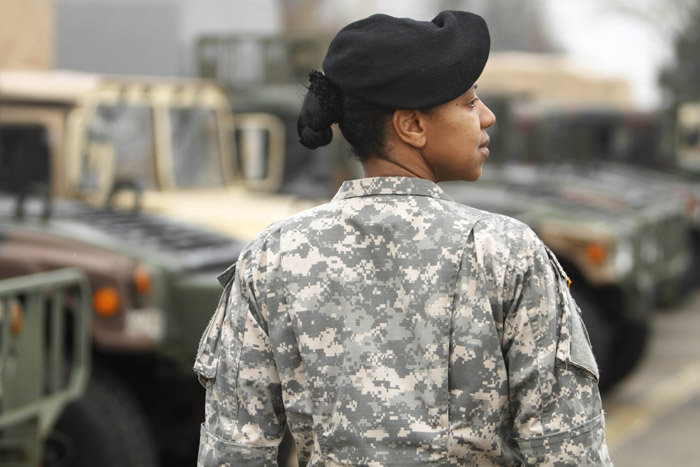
left=503, top=229, right=612, bottom=466
left=194, top=259, right=286, bottom=467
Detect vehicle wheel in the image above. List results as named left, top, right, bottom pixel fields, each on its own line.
left=679, top=231, right=700, bottom=294
left=605, top=320, right=650, bottom=391
left=44, top=368, right=159, bottom=467
left=572, top=288, right=650, bottom=392
left=570, top=288, right=616, bottom=391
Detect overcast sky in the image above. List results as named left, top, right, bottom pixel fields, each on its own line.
left=543, top=0, right=674, bottom=109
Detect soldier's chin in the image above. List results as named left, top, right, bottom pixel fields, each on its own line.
left=467, top=167, right=483, bottom=183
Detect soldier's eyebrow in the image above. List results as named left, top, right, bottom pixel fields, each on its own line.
left=461, top=85, right=478, bottom=102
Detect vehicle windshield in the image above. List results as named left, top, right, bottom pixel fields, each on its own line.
left=82, top=104, right=156, bottom=191
left=169, top=107, right=225, bottom=188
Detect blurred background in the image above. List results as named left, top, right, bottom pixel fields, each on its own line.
left=2, top=0, right=700, bottom=466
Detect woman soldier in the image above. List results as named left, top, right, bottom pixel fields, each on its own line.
left=194, top=10, right=612, bottom=466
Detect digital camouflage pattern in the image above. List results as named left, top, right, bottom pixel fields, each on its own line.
left=194, top=177, right=612, bottom=466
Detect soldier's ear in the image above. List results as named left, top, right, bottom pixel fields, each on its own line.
left=392, top=110, right=427, bottom=148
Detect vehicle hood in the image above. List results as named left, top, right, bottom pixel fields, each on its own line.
left=138, top=186, right=324, bottom=242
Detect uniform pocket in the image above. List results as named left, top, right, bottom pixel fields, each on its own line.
left=545, top=247, right=600, bottom=382
left=563, top=303, right=600, bottom=382
left=194, top=266, right=235, bottom=387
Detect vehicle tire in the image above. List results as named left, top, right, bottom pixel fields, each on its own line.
left=44, top=368, right=159, bottom=467
left=572, top=288, right=650, bottom=392
left=570, top=288, right=616, bottom=391
left=605, top=319, right=650, bottom=391
left=679, top=231, right=700, bottom=294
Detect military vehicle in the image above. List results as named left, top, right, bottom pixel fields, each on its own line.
left=0, top=269, right=90, bottom=467
left=0, top=187, right=244, bottom=465
left=488, top=101, right=700, bottom=291
left=481, top=162, right=693, bottom=299
left=0, top=69, right=325, bottom=242
left=0, top=67, right=339, bottom=465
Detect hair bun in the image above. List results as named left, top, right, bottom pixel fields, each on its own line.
left=297, top=70, right=343, bottom=149
left=308, top=70, right=343, bottom=121
left=298, top=126, right=334, bottom=149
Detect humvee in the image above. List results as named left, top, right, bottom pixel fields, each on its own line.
left=0, top=68, right=327, bottom=464
left=0, top=69, right=322, bottom=242
left=490, top=101, right=700, bottom=296
left=0, top=189, right=244, bottom=465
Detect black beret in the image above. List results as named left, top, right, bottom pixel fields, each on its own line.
left=322, top=10, right=490, bottom=109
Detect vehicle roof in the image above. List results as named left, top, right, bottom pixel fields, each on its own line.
left=0, top=69, right=227, bottom=106
left=0, top=69, right=99, bottom=104
left=480, top=52, right=633, bottom=109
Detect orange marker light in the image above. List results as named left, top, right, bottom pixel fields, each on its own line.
left=93, top=286, right=120, bottom=317
left=585, top=243, right=608, bottom=266
left=10, top=300, right=23, bottom=336
left=133, top=264, right=152, bottom=295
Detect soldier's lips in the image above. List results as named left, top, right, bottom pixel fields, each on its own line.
left=479, top=139, right=490, bottom=157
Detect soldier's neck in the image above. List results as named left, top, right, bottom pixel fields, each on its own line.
left=362, top=155, right=435, bottom=182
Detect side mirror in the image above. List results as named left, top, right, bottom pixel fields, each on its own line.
left=105, top=179, right=143, bottom=213
left=234, top=113, right=285, bottom=192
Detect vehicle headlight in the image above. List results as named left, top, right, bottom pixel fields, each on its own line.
left=583, top=238, right=634, bottom=277
left=614, top=239, right=635, bottom=276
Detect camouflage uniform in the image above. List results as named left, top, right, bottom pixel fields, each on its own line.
left=194, top=176, right=612, bottom=466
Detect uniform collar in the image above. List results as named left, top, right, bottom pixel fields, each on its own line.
left=332, top=176, right=455, bottom=202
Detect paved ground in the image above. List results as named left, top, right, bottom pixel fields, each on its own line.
left=603, top=288, right=700, bottom=466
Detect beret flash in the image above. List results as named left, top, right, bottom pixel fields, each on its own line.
left=322, top=10, right=490, bottom=109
